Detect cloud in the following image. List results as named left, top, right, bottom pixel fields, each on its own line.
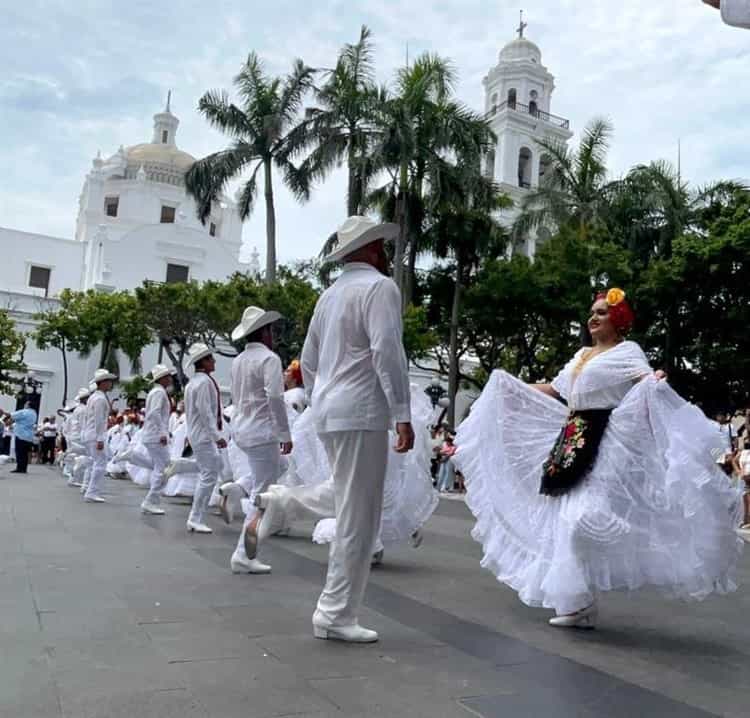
left=1, top=0, right=748, bottom=266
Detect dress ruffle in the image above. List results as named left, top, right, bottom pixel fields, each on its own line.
left=454, top=371, right=742, bottom=613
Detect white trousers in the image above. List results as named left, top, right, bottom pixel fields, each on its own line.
left=84, top=440, right=108, bottom=499
left=234, top=442, right=283, bottom=558
left=143, top=443, right=170, bottom=506
left=314, top=430, right=388, bottom=628
left=188, top=442, right=222, bottom=524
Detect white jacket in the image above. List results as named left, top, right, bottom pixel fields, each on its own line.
left=141, top=385, right=171, bottom=445
left=81, top=391, right=110, bottom=444
left=301, top=262, right=411, bottom=434
left=67, top=403, right=86, bottom=440
left=231, top=343, right=291, bottom=448
left=184, top=372, right=222, bottom=448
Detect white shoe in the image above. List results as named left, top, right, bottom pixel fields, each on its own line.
left=230, top=551, right=271, bottom=574
left=313, top=622, right=379, bottom=643
left=141, top=502, right=165, bottom=515
left=186, top=519, right=213, bottom=534
left=84, top=496, right=107, bottom=504
left=549, top=604, right=598, bottom=629
left=218, top=482, right=245, bottom=525
left=254, top=493, right=287, bottom=543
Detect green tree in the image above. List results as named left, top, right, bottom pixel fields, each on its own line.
left=285, top=25, right=381, bottom=216
left=34, top=304, right=81, bottom=405
left=0, top=309, right=26, bottom=396
left=185, top=53, right=315, bottom=284
left=514, top=117, right=615, bottom=245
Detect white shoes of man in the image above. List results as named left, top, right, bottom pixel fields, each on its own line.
left=253, top=492, right=287, bottom=543
left=312, top=620, right=379, bottom=643
left=186, top=519, right=213, bottom=534
left=548, top=603, right=598, bottom=629
left=218, top=482, right=245, bottom=524
left=84, top=496, right=107, bottom=504
left=141, top=502, right=166, bottom=516
left=230, top=550, right=271, bottom=574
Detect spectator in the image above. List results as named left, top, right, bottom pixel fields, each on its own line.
left=732, top=441, right=750, bottom=530
left=40, top=416, right=58, bottom=465
left=436, top=433, right=457, bottom=493
left=1, top=403, right=38, bottom=474
left=0, top=418, right=11, bottom=456
left=429, top=425, right=445, bottom=482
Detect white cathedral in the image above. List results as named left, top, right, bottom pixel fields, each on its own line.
left=0, top=27, right=570, bottom=419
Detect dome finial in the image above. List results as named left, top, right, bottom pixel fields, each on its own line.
left=165, top=89, right=172, bottom=113
left=517, top=9, right=527, bottom=39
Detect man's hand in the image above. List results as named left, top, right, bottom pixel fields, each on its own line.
left=160, top=436, right=168, bottom=446
left=280, top=441, right=293, bottom=456
left=96, top=441, right=104, bottom=451
left=216, top=438, right=227, bottom=449
left=654, top=370, right=667, bottom=381
left=394, top=422, right=415, bottom=454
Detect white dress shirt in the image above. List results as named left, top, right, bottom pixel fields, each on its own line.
left=284, top=387, right=306, bottom=415
left=184, top=372, right=222, bottom=448
left=231, top=342, right=291, bottom=448
left=301, top=262, right=411, bottom=434
left=42, top=421, right=58, bottom=438
left=68, top=404, right=86, bottom=440
left=141, top=385, right=171, bottom=445
left=721, top=0, right=750, bottom=28
left=81, top=390, right=110, bottom=443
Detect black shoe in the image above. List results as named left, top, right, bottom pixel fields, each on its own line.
left=9, top=470, right=26, bottom=474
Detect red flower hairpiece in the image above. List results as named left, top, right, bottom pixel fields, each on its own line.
left=596, top=288, right=635, bottom=334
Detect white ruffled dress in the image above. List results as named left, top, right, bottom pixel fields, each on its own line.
left=454, top=340, right=743, bottom=615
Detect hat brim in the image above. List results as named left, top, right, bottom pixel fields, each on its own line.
left=93, top=373, right=117, bottom=383
left=152, top=369, right=176, bottom=382
left=189, top=349, right=214, bottom=367
left=322, top=222, right=399, bottom=264
left=231, top=310, right=282, bottom=343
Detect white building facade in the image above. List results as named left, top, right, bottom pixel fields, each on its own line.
left=482, top=27, right=573, bottom=256
left=0, top=100, right=247, bottom=418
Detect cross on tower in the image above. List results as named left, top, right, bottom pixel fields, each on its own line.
left=517, top=10, right=527, bottom=38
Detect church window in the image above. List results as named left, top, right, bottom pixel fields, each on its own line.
left=160, top=205, right=176, bottom=223
left=518, top=147, right=532, bottom=188
left=28, top=265, right=51, bottom=296
left=529, top=101, right=538, bottom=117
left=507, top=88, right=517, bottom=108
left=209, top=222, right=218, bottom=237
left=162, top=130, right=169, bottom=144
left=104, top=196, right=119, bottom=217
left=165, top=263, right=189, bottom=283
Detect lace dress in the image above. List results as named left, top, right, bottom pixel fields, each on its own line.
left=454, top=340, right=743, bottom=615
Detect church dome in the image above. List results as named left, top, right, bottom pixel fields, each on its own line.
left=125, top=143, right=196, bottom=173
left=499, top=36, right=542, bottom=64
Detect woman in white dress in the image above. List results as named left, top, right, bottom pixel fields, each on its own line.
left=454, top=289, right=742, bottom=628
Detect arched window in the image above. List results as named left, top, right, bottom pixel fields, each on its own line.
left=539, top=153, right=552, bottom=185
left=507, top=88, right=517, bottom=108
left=484, top=149, right=496, bottom=179
left=529, top=100, right=538, bottom=117
left=518, top=147, right=532, bottom=188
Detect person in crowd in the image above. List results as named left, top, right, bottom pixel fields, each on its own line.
left=436, top=433, right=457, bottom=493
left=40, top=416, right=58, bottom=465
left=81, top=370, right=116, bottom=503
left=454, top=288, right=741, bottom=629
left=0, top=417, right=11, bottom=456
left=221, top=306, right=291, bottom=574
left=169, top=400, right=185, bottom=437
left=732, top=440, right=750, bottom=530
left=184, top=343, right=226, bottom=534
left=295, top=215, right=413, bottom=643
left=1, top=402, right=38, bottom=474
left=283, top=359, right=306, bottom=415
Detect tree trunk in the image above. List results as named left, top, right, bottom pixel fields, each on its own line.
left=404, top=238, right=419, bottom=307
left=162, top=341, right=187, bottom=391
left=60, top=339, right=69, bottom=406
left=264, top=159, right=277, bottom=284
left=447, top=259, right=464, bottom=429
left=392, top=163, right=409, bottom=293
left=347, top=137, right=358, bottom=216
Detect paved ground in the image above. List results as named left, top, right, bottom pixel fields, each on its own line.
left=1, top=464, right=749, bottom=718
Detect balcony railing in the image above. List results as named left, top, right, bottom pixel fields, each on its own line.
left=489, top=100, right=570, bottom=130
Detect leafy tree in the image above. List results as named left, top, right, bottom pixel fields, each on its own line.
left=0, top=309, right=26, bottom=396
left=34, top=304, right=80, bottom=405
left=119, top=375, right=153, bottom=408
left=185, top=53, right=315, bottom=283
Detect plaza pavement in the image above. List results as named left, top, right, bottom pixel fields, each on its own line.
left=1, top=463, right=748, bottom=718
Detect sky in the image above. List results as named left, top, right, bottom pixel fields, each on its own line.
left=1, top=0, right=748, bottom=266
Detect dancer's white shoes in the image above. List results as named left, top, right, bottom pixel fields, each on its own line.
left=218, top=482, right=245, bottom=524
left=141, top=502, right=166, bottom=516
left=313, top=621, right=379, bottom=643
left=230, top=551, right=271, bottom=574
left=186, top=519, right=213, bottom=534
left=84, top=496, right=107, bottom=504
left=548, top=603, right=598, bottom=629
left=253, top=492, right=287, bottom=543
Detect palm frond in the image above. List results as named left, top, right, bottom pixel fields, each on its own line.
left=197, top=90, right=252, bottom=137
left=236, top=162, right=263, bottom=220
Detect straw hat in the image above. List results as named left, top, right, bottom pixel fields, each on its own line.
left=187, top=342, right=213, bottom=367
left=231, top=306, right=282, bottom=343
left=92, top=368, right=117, bottom=384
left=150, top=364, right=176, bottom=382
left=322, top=215, right=398, bottom=264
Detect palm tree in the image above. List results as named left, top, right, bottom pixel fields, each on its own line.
left=368, top=54, right=495, bottom=301
left=185, top=53, right=315, bottom=283
left=514, top=117, right=615, bottom=244
left=429, top=166, right=511, bottom=427
left=282, top=26, right=381, bottom=217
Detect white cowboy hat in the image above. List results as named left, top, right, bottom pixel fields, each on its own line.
left=322, top=215, right=398, bottom=264
left=92, top=368, right=117, bottom=384
left=231, top=305, right=282, bottom=343
left=150, top=364, right=175, bottom=382
left=88, top=382, right=97, bottom=393
left=187, top=342, right=214, bottom=367
left=76, top=387, right=90, bottom=400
